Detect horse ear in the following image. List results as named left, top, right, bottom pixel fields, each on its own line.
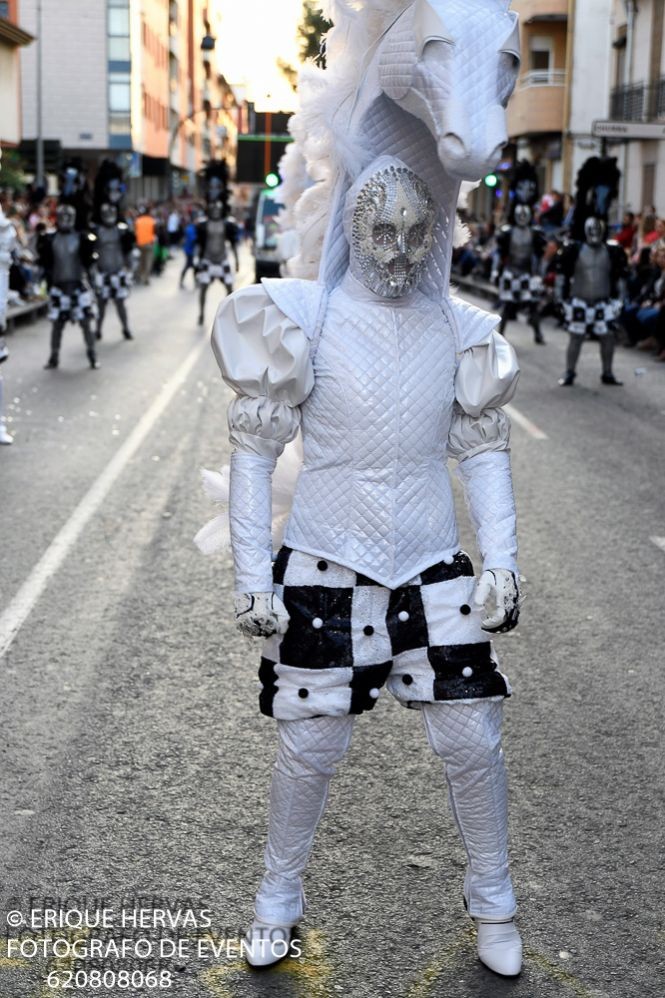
left=378, top=4, right=417, bottom=101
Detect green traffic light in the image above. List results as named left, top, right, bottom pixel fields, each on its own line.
left=265, top=172, right=279, bottom=189
left=484, top=173, right=498, bottom=188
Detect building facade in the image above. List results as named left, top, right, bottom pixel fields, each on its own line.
left=506, top=0, right=614, bottom=197
left=0, top=0, right=33, bottom=150
left=606, top=0, right=664, bottom=213
left=18, top=0, right=238, bottom=200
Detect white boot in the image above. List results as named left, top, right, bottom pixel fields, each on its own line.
left=246, top=715, right=354, bottom=970
left=243, top=920, right=296, bottom=969
left=475, top=918, right=522, bottom=976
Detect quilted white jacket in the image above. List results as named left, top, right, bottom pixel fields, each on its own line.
left=213, top=274, right=519, bottom=592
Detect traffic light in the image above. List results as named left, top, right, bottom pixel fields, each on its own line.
left=484, top=173, right=498, bottom=188
left=265, top=172, right=279, bottom=189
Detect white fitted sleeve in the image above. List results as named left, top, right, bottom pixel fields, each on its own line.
left=211, top=284, right=314, bottom=593
left=447, top=329, right=520, bottom=574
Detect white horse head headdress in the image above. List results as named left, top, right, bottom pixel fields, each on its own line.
left=283, top=0, right=520, bottom=294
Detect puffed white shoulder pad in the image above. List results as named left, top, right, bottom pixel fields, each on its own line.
left=261, top=277, right=327, bottom=341
left=446, top=296, right=502, bottom=354
left=211, top=283, right=315, bottom=406
left=455, top=331, right=520, bottom=418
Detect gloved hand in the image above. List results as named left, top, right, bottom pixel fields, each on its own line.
left=473, top=569, right=520, bottom=634
left=234, top=592, right=290, bottom=638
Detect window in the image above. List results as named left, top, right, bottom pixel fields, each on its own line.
left=108, top=0, right=130, bottom=63
left=109, top=72, right=131, bottom=112
left=0, top=2, right=9, bottom=20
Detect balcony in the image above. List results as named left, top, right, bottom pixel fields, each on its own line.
left=610, top=79, right=665, bottom=122
left=519, top=69, right=566, bottom=88
left=507, top=70, right=566, bottom=137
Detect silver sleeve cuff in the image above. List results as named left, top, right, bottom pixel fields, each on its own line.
left=228, top=395, right=301, bottom=459
left=448, top=404, right=511, bottom=463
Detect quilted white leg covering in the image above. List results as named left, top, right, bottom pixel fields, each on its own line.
left=421, top=700, right=516, bottom=921
left=255, top=715, right=355, bottom=925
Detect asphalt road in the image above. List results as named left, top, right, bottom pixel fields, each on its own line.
left=0, top=255, right=663, bottom=998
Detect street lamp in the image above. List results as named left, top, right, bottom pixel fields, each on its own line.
left=35, top=0, right=43, bottom=188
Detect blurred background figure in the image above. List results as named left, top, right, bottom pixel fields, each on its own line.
left=0, top=203, right=17, bottom=445
left=134, top=205, right=155, bottom=285
left=91, top=161, right=135, bottom=341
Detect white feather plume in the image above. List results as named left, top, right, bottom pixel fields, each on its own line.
left=279, top=1, right=413, bottom=280
left=194, top=437, right=305, bottom=556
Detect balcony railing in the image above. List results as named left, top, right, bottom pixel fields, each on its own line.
left=610, top=78, right=665, bottom=121
left=519, top=69, right=566, bottom=88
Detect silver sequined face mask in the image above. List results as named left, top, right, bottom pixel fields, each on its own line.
left=584, top=217, right=605, bottom=246
left=100, top=203, right=118, bottom=227
left=349, top=164, right=435, bottom=298
left=56, top=205, right=76, bottom=232
left=514, top=204, right=531, bottom=228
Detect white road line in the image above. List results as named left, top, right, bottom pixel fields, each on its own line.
left=650, top=536, right=665, bottom=554
left=504, top=403, right=548, bottom=441
left=0, top=335, right=210, bottom=660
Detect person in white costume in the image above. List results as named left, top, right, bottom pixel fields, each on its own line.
left=212, top=158, right=523, bottom=976
left=0, top=206, right=17, bottom=445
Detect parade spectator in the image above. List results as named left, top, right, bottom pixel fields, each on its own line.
left=179, top=213, right=199, bottom=288
left=539, top=191, right=564, bottom=233
left=615, top=211, right=637, bottom=250
left=134, top=204, right=156, bottom=285
left=621, top=239, right=665, bottom=353
left=167, top=206, right=181, bottom=247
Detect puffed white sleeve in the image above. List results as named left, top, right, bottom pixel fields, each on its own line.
left=447, top=329, right=520, bottom=574
left=211, top=284, right=314, bottom=593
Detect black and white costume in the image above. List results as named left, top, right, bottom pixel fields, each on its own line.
left=93, top=206, right=134, bottom=340
left=493, top=162, right=546, bottom=344
left=207, top=158, right=523, bottom=972
left=196, top=162, right=233, bottom=326
left=195, top=201, right=233, bottom=325
left=0, top=207, right=17, bottom=445
left=39, top=204, right=99, bottom=370
left=91, top=160, right=134, bottom=341
left=556, top=158, right=626, bottom=387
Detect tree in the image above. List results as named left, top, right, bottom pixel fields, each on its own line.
left=0, top=148, right=26, bottom=194
left=279, top=0, right=332, bottom=90
left=298, top=0, right=331, bottom=65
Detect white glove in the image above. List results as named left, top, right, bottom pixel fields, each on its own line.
left=234, top=592, right=290, bottom=638
left=473, top=569, right=520, bottom=633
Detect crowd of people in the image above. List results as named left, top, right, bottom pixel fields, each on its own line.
left=0, top=180, right=247, bottom=446
left=0, top=193, right=245, bottom=306
left=454, top=195, right=665, bottom=364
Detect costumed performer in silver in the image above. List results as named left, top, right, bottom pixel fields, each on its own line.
left=556, top=157, right=627, bottom=387
left=0, top=204, right=17, bottom=445
left=92, top=161, right=135, bottom=342
left=493, top=160, right=546, bottom=344
left=211, top=157, right=524, bottom=977
left=39, top=162, right=98, bottom=371
left=196, top=162, right=233, bottom=327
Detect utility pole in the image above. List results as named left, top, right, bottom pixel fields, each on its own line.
left=35, top=0, right=44, bottom=189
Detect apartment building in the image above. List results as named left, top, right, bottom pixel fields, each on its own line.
left=18, top=0, right=237, bottom=199
left=507, top=0, right=614, bottom=196
left=605, top=0, right=664, bottom=212
left=0, top=0, right=33, bottom=149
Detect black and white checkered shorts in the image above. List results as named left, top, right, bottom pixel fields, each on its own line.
left=47, top=285, right=97, bottom=323
left=196, top=259, right=233, bottom=286
left=260, top=547, right=511, bottom=721
left=95, top=268, right=132, bottom=301
left=499, top=270, right=542, bottom=304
